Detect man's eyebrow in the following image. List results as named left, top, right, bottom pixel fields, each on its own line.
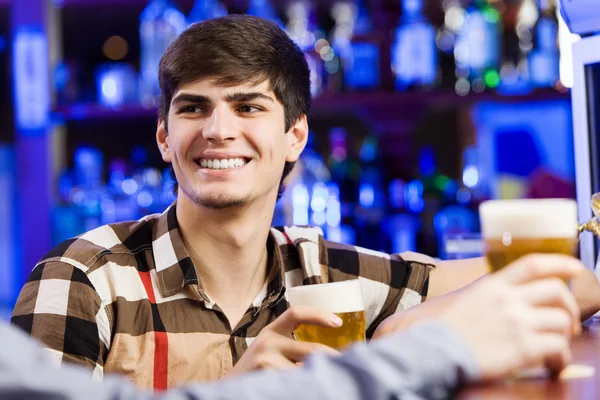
left=224, top=92, right=275, bottom=103
left=171, top=93, right=211, bottom=106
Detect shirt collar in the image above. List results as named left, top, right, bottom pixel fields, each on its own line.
left=152, top=202, right=286, bottom=306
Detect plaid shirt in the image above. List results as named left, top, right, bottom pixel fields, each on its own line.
left=11, top=203, right=435, bottom=390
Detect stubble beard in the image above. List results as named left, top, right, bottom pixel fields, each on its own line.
left=190, top=191, right=254, bottom=210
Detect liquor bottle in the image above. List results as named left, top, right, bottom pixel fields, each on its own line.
left=188, top=0, right=228, bottom=24
left=497, top=0, right=536, bottom=94
left=415, top=147, right=456, bottom=257
left=286, top=1, right=325, bottom=97
left=135, top=168, right=165, bottom=216
left=327, top=127, right=360, bottom=243
left=69, top=147, right=110, bottom=232
left=355, top=136, right=388, bottom=251
left=139, top=0, right=187, bottom=106
left=528, top=0, right=560, bottom=88
left=454, top=0, right=501, bottom=92
left=392, top=0, right=438, bottom=90
left=331, top=0, right=380, bottom=90
left=104, top=159, right=138, bottom=224
left=287, top=134, right=331, bottom=228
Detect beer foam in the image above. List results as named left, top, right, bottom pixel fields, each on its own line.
left=479, top=199, right=578, bottom=238
left=286, top=280, right=364, bottom=313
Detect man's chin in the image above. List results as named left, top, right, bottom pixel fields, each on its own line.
left=193, top=194, right=252, bottom=210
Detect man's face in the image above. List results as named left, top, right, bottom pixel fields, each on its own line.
left=157, top=79, right=307, bottom=210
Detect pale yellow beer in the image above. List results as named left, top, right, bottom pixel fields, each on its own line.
left=286, top=280, right=366, bottom=350
left=479, top=199, right=578, bottom=272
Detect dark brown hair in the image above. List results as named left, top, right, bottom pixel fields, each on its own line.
left=159, top=15, right=312, bottom=198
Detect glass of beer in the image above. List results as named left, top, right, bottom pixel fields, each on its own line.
left=479, top=199, right=579, bottom=272
left=286, top=280, right=366, bottom=350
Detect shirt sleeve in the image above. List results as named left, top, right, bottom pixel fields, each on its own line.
left=322, top=239, right=436, bottom=336
left=0, top=320, right=478, bottom=400
left=10, top=260, right=106, bottom=377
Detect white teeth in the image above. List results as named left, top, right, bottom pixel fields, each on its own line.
left=199, top=158, right=248, bottom=170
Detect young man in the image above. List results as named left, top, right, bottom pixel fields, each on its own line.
left=3, top=255, right=584, bottom=399
left=11, top=14, right=600, bottom=389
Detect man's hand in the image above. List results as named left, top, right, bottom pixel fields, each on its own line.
left=438, top=254, right=583, bottom=380
left=226, top=306, right=342, bottom=377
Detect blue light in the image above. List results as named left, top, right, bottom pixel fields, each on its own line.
left=292, top=184, right=309, bottom=207
left=405, top=180, right=424, bottom=213
left=389, top=179, right=405, bottom=209
left=96, top=64, right=137, bottom=108
left=101, top=76, right=119, bottom=105
left=293, top=209, right=309, bottom=226
left=310, top=182, right=328, bottom=212
left=456, top=188, right=472, bottom=204
left=418, top=147, right=436, bottom=177
left=137, top=191, right=154, bottom=208
left=392, top=10, right=438, bottom=89
left=326, top=182, right=340, bottom=198
left=344, top=42, right=380, bottom=89
left=122, top=179, right=139, bottom=195
left=312, top=211, right=326, bottom=226
left=13, top=28, right=50, bottom=132
left=359, top=183, right=375, bottom=208
left=247, top=0, right=284, bottom=29
left=101, top=199, right=116, bottom=215
left=359, top=138, right=377, bottom=162
left=326, top=200, right=341, bottom=227
left=326, top=226, right=342, bottom=242
left=462, top=165, right=479, bottom=188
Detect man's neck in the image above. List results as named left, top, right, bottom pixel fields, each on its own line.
left=176, top=193, right=276, bottom=327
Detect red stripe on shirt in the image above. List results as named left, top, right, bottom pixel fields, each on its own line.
left=139, top=271, right=169, bottom=391
left=282, top=231, right=294, bottom=245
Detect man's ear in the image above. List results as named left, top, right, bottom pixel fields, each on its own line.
left=286, top=115, right=309, bottom=163
left=156, top=119, right=171, bottom=163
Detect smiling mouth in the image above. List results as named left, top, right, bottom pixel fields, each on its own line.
left=195, top=157, right=250, bottom=170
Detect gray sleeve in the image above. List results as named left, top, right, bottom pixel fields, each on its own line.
left=0, top=321, right=479, bottom=400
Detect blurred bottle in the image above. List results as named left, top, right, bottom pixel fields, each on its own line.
left=392, top=0, right=438, bottom=90
left=331, top=0, right=380, bottom=91
left=286, top=1, right=325, bottom=97
left=454, top=0, right=501, bottom=94
left=354, top=136, right=388, bottom=251
left=139, top=0, right=187, bottom=106
left=136, top=168, right=165, bottom=216
left=327, top=127, right=360, bottom=244
left=387, top=178, right=420, bottom=253
left=69, top=147, right=109, bottom=232
left=54, top=60, right=82, bottom=104
left=127, top=145, right=153, bottom=218
left=103, top=159, right=139, bottom=224
left=96, top=63, right=138, bottom=108
left=415, top=147, right=457, bottom=257
left=497, top=0, right=536, bottom=94
left=188, top=0, right=228, bottom=24
left=283, top=134, right=331, bottom=227
left=528, top=0, right=559, bottom=88
left=247, top=0, right=284, bottom=29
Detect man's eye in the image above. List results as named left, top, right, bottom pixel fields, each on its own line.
left=238, top=105, right=261, bottom=113
left=180, top=106, right=204, bottom=114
